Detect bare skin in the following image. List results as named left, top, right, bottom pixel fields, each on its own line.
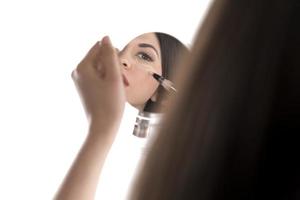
left=119, top=33, right=162, bottom=110
left=54, top=36, right=125, bottom=200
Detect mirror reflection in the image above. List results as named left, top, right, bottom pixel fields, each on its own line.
left=120, top=32, right=189, bottom=138
left=119, top=32, right=189, bottom=113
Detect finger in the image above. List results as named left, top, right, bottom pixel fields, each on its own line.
left=98, top=36, right=122, bottom=79
left=84, top=41, right=101, bottom=61
left=75, top=41, right=99, bottom=73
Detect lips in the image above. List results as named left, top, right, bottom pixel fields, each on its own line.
left=122, top=74, right=129, bottom=86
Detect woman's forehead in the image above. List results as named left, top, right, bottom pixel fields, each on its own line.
left=129, top=33, right=159, bottom=48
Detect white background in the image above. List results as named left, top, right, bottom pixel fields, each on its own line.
left=0, top=0, right=211, bottom=199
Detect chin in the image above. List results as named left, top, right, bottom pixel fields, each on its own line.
left=126, top=98, right=146, bottom=111
left=127, top=102, right=145, bottom=111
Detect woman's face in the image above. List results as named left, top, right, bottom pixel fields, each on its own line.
left=118, top=33, right=162, bottom=110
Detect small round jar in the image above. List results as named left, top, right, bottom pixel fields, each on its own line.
left=132, top=111, right=164, bottom=138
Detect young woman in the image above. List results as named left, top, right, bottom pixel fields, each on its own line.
left=118, top=32, right=188, bottom=112
left=56, top=0, right=300, bottom=198
left=54, top=32, right=188, bottom=199
left=130, top=0, right=300, bottom=199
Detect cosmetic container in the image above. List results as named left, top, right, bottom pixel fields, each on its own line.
left=132, top=111, right=163, bottom=138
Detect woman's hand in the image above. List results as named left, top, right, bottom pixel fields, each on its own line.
left=71, top=36, right=125, bottom=128
left=55, top=36, right=125, bottom=200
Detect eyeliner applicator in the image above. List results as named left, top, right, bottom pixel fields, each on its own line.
left=150, top=72, right=177, bottom=93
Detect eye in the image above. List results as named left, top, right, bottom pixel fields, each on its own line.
left=137, top=52, right=154, bottom=62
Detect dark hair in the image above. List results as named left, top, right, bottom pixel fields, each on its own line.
left=131, top=0, right=300, bottom=199
left=143, top=32, right=189, bottom=113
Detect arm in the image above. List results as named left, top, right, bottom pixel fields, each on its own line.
left=54, top=36, right=125, bottom=200
left=54, top=123, right=119, bottom=200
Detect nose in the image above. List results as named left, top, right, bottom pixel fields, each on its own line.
left=120, top=58, right=131, bottom=70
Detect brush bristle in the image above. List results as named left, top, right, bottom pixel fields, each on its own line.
left=152, top=73, right=164, bottom=82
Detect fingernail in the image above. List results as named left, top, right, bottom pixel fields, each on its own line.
left=102, top=36, right=110, bottom=44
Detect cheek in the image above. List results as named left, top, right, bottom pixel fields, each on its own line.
left=125, top=70, right=159, bottom=104
left=132, top=72, right=158, bottom=94
left=128, top=67, right=151, bottom=85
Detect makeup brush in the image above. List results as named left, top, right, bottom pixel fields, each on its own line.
left=150, top=72, right=177, bottom=93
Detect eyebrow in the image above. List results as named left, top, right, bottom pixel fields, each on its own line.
left=138, top=43, right=159, bottom=58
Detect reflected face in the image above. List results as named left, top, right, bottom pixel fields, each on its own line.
left=118, top=33, right=162, bottom=110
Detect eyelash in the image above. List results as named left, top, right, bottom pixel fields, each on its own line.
left=136, top=52, right=154, bottom=62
